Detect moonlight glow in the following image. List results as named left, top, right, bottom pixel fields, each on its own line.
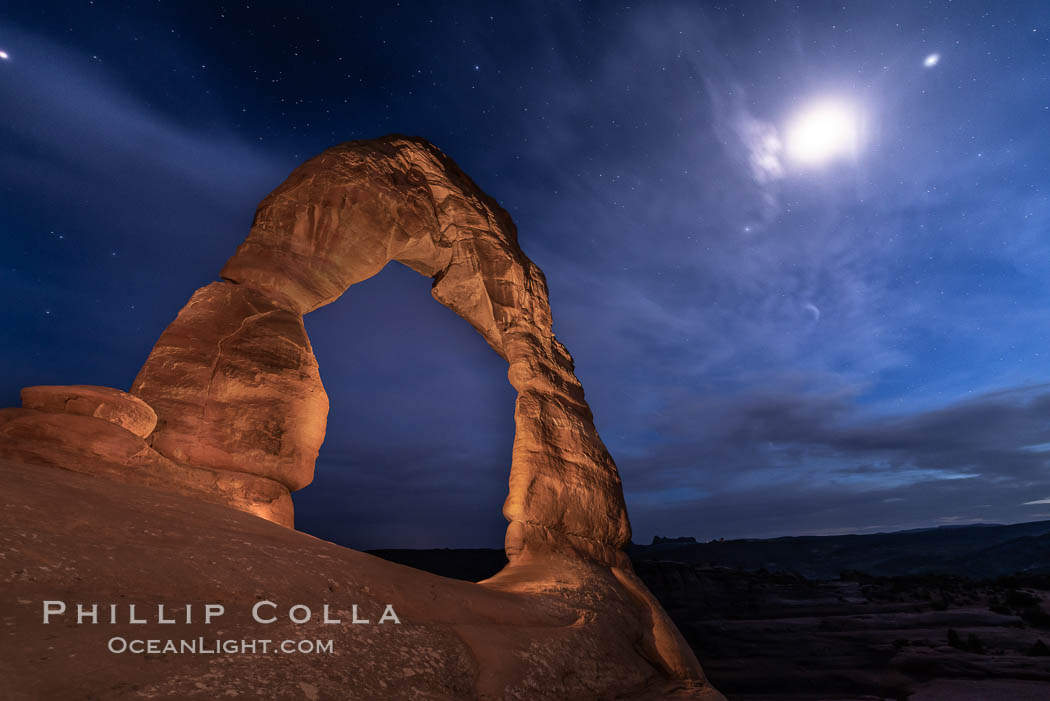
left=924, top=53, right=940, bottom=68
left=0, top=51, right=9, bottom=60
left=784, top=101, right=860, bottom=166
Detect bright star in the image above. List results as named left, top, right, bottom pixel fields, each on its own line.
left=784, top=100, right=860, bottom=166
left=0, top=50, right=9, bottom=60
left=924, top=53, right=940, bottom=68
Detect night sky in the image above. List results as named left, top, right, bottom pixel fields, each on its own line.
left=4, top=2, right=1050, bottom=549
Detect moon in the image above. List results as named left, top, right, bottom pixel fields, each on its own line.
left=804, top=303, right=821, bottom=322
left=0, top=51, right=9, bottom=61
left=924, top=53, right=940, bottom=68
left=784, top=100, right=859, bottom=166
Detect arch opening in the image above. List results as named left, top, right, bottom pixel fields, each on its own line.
left=294, top=260, right=515, bottom=551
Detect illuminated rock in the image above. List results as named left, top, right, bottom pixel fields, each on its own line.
left=131, top=281, right=328, bottom=492
left=0, top=411, right=293, bottom=527
left=1, top=458, right=723, bottom=699
left=21, top=385, right=157, bottom=438
left=1, top=136, right=722, bottom=697
left=137, top=135, right=630, bottom=565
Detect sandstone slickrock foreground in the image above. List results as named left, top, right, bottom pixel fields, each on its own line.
left=0, top=135, right=724, bottom=699
left=0, top=459, right=718, bottom=700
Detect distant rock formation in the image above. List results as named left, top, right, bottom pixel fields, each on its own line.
left=653, top=536, right=698, bottom=545
left=0, top=136, right=723, bottom=699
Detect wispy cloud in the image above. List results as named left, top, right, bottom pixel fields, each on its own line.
left=619, top=383, right=1050, bottom=540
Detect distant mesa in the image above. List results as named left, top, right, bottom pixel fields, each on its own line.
left=652, top=536, right=698, bottom=545
left=631, top=520, right=1050, bottom=580
left=0, top=136, right=724, bottom=699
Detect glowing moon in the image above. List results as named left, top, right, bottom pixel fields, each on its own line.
left=924, top=53, right=940, bottom=68
left=0, top=51, right=9, bottom=61
left=784, top=100, right=859, bottom=166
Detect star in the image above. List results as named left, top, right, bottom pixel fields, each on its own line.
left=924, top=53, right=940, bottom=68
left=0, top=50, right=9, bottom=60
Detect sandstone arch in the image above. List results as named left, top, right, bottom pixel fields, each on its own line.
left=1, top=135, right=724, bottom=697
left=131, top=135, right=631, bottom=566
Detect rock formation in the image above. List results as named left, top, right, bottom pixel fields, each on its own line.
left=21, top=385, right=157, bottom=437
left=131, top=281, right=327, bottom=493
left=1, top=458, right=722, bottom=700
left=0, top=386, right=294, bottom=526
left=132, top=135, right=630, bottom=567
left=0, top=135, right=723, bottom=699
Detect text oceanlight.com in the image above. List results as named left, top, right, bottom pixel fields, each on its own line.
left=108, top=638, right=335, bottom=654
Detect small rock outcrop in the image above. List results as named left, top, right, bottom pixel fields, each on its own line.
left=0, top=386, right=294, bottom=526
left=20, top=385, right=158, bottom=438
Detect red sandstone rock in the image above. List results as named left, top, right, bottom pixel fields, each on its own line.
left=21, top=384, right=157, bottom=438
left=0, top=407, right=40, bottom=427
left=1, top=135, right=720, bottom=695
left=0, top=459, right=724, bottom=700
left=139, top=135, right=630, bottom=565
left=0, top=413, right=293, bottom=527
left=131, top=282, right=328, bottom=491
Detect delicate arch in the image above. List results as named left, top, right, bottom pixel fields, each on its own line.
left=132, top=135, right=631, bottom=566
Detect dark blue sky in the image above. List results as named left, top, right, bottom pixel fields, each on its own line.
left=3, top=1, right=1050, bottom=548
